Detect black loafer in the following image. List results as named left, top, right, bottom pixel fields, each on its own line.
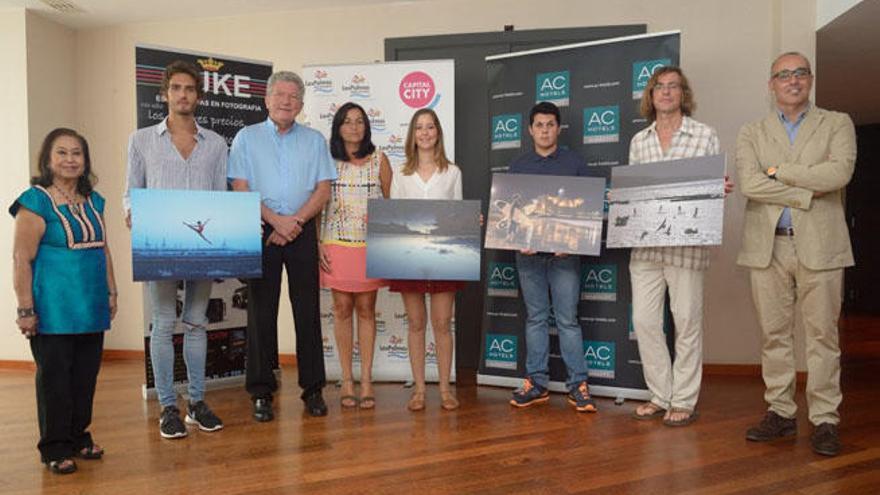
left=253, top=396, right=274, bottom=422
left=304, top=392, right=328, bottom=417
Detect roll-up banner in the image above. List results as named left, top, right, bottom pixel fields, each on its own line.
left=479, top=32, right=681, bottom=400
left=135, top=44, right=272, bottom=399
left=301, top=60, right=456, bottom=382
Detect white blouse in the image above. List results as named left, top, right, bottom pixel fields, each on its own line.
left=389, top=163, right=462, bottom=200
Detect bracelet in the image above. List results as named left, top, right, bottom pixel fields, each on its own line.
left=17, top=307, right=36, bottom=318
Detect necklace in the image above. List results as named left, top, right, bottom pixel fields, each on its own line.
left=53, top=185, right=82, bottom=215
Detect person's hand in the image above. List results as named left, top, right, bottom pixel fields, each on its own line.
left=319, top=243, right=332, bottom=273
left=109, top=294, right=118, bottom=321
left=813, top=190, right=828, bottom=199
left=519, top=249, right=536, bottom=255
left=16, top=314, right=38, bottom=338
left=272, top=215, right=303, bottom=240
left=553, top=252, right=568, bottom=258
left=125, top=212, right=132, bottom=230
left=724, top=175, right=735, bottom=196
left=266, top=231, right=289, bottom=246
left=479, top=213, right=485, bottom=228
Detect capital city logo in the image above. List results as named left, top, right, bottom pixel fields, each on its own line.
left=342, top=73, right=371, bottom=99
left=487, top=262, right=519, bottom=297
left=367, top=107, right=387, bottom=133
left=306, top=69, right=334, bottom=95
left=536, top=70, right=570, bottom=107
left=378, top=134, right=406, bottom=161
left=399, top=71, right=438, bottom=108
left=484, top=333, right=518, bottom=370
left=580, top=264, right=618, bottom=302
left=632, top=58, right=671, bottom=99
left=583, top=340, right=615, bottom=379
left=380, top=334, right=409, bottom=360
left=491, top=114, right=521, bottom=150
left=583, top=106, right=619, bottom=144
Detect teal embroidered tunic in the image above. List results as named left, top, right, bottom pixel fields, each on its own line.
left=9, top=186, right=110, bottom=335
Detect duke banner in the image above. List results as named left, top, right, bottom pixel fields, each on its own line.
left=135, top=45, right=272, bottom=399
left=302, top=60, right=456, bottom=382
left=479, top=31, right=681, bottom=399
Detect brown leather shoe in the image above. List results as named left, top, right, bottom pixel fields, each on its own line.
left=810, top=423, right=841, bottom=456
left=745, top=411, right=796, bottom=441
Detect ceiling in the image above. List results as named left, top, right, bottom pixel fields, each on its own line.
left=816, top=0, right=880, bottom=125
left=0, top=0, right=421, bottom=29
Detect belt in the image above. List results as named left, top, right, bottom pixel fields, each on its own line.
left=775, top=226, right=794, bottom=236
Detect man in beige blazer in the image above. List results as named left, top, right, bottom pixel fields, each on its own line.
left=736, top=52, right=856, bottom=457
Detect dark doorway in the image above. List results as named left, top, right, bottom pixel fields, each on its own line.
left=843, top=124, right=880, bottom=314
left=385, top=25, right=647, bottom=382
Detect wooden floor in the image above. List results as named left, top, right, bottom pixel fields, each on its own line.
left=1, top=316, right=879, bottom=495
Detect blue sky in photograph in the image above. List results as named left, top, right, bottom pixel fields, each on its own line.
left=131, top=189, right=261, bottom=251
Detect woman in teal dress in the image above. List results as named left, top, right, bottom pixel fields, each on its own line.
left=11, top=128, right=118, bottom=475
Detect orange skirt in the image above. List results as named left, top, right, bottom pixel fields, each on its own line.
left=319, top=244, right=387, bottom=293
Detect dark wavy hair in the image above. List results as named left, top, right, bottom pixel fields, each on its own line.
left=161, top=60, right=204, bottom=99
left=529, top=101, right=561, bottom=126
left=31, top=128, right=96, bottom=197
left=329, top=102, right=376, bottom=161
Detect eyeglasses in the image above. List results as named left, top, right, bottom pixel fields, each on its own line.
left=652, top=82, right=681, bottom=92
left=772, top=67, right=812, bottom=81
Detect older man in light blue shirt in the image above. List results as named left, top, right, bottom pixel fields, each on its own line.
left=229, top=70, right=336, bottom=420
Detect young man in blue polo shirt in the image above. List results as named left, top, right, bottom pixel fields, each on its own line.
left=508, top=102, right=599, bottom=413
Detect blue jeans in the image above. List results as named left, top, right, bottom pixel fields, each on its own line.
left=148, top=280, right=212, bottom=407
left=516, top=253, right=588, bottom=390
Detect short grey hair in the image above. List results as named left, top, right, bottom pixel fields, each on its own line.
left=770, top=51, right=812, bottom=75
left=267, top=71, right=305, bottom=99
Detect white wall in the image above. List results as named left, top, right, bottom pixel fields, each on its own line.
left=816, top=0, right=862, bottom=28
left=0, top=8, right=34, bottom=361
left=4, top=0, right=821, bottom=366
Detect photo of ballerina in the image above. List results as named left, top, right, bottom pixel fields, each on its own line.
left=366, top=199, right=481, bottom=280
left=485, top=173, right=606, bottom=256
left=130, top=189, right=262, bottom=281
left=606, top=154, right=726, bottom=248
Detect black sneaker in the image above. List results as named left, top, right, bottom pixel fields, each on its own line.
left=745, top=411, right=796, bottom=442
left=159, top=405, right=187, bottom=439
left=186, top=401, right=224, bottom=432
left=253, top=396, right=274, bottom=422
left=566, top=381, right=597, bottom=413
left=810, top=423, right=841, bottom=456
left=509, top=378, right=550, bottom=408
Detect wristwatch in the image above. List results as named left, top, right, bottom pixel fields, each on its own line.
left=17, top=307, right=36, bottom=318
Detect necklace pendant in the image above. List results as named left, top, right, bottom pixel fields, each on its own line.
left=70, top=203, right=81, bottom=215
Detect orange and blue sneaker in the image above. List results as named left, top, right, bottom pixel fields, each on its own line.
left=510, top=377, right=549, bottom=408
left=567, top=381, right=597, bottom=413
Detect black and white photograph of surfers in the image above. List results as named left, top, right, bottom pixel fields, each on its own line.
left=366, top=199, right=481, bottom=281
left=130, top=189, right=262, bottom=281
left=485, top=173, right=606, bottom=256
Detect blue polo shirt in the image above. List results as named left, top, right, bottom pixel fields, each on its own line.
left=228, top=119, right=337, bottom=215
left=507, top=146, right=598, bottom=177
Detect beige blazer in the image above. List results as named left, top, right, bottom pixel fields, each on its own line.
left=735, top=106, right=856, bottom=270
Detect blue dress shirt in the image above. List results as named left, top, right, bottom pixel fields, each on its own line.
left=776, top=107, right=809, bottom=230
left=228, top=119, right=337, bottom=215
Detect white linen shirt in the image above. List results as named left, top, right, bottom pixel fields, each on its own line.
left=628, top=116, right=720, bottom=271
left=390, top=163, right=462, bottom=200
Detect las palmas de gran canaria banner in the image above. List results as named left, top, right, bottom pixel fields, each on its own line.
left=135, top=44, right=272, bottom=399
left=480, top=32, right=680, bottom=400
left=302, top=60, right=456, bottom=382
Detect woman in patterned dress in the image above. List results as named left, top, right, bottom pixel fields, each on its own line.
left=11, top=128, right=118, bottom=474
left=319, top=103, right=392, bottom=409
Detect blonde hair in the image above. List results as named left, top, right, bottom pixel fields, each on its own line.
left=402, top=108, right=450, bottom=175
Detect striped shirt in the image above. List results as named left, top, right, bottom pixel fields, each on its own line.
left=627, top=116, right=720, bottom=270
left=123, top=118, right=229, bottom=213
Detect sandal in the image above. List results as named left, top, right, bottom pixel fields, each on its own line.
left=663, top=408, right=699, bottom=427
left=407, top=391, right=425, bottom=412
left=340, top=380, right=358, bottom=408
left=75, top=444, right=104, bottom=460
left=440, top=390, right=459, bottom=411
left=359, top=396, right=375, bottom=410
left=632, top=402, right=666, bottom=420
left=46, top=458, right=77, bottom=475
